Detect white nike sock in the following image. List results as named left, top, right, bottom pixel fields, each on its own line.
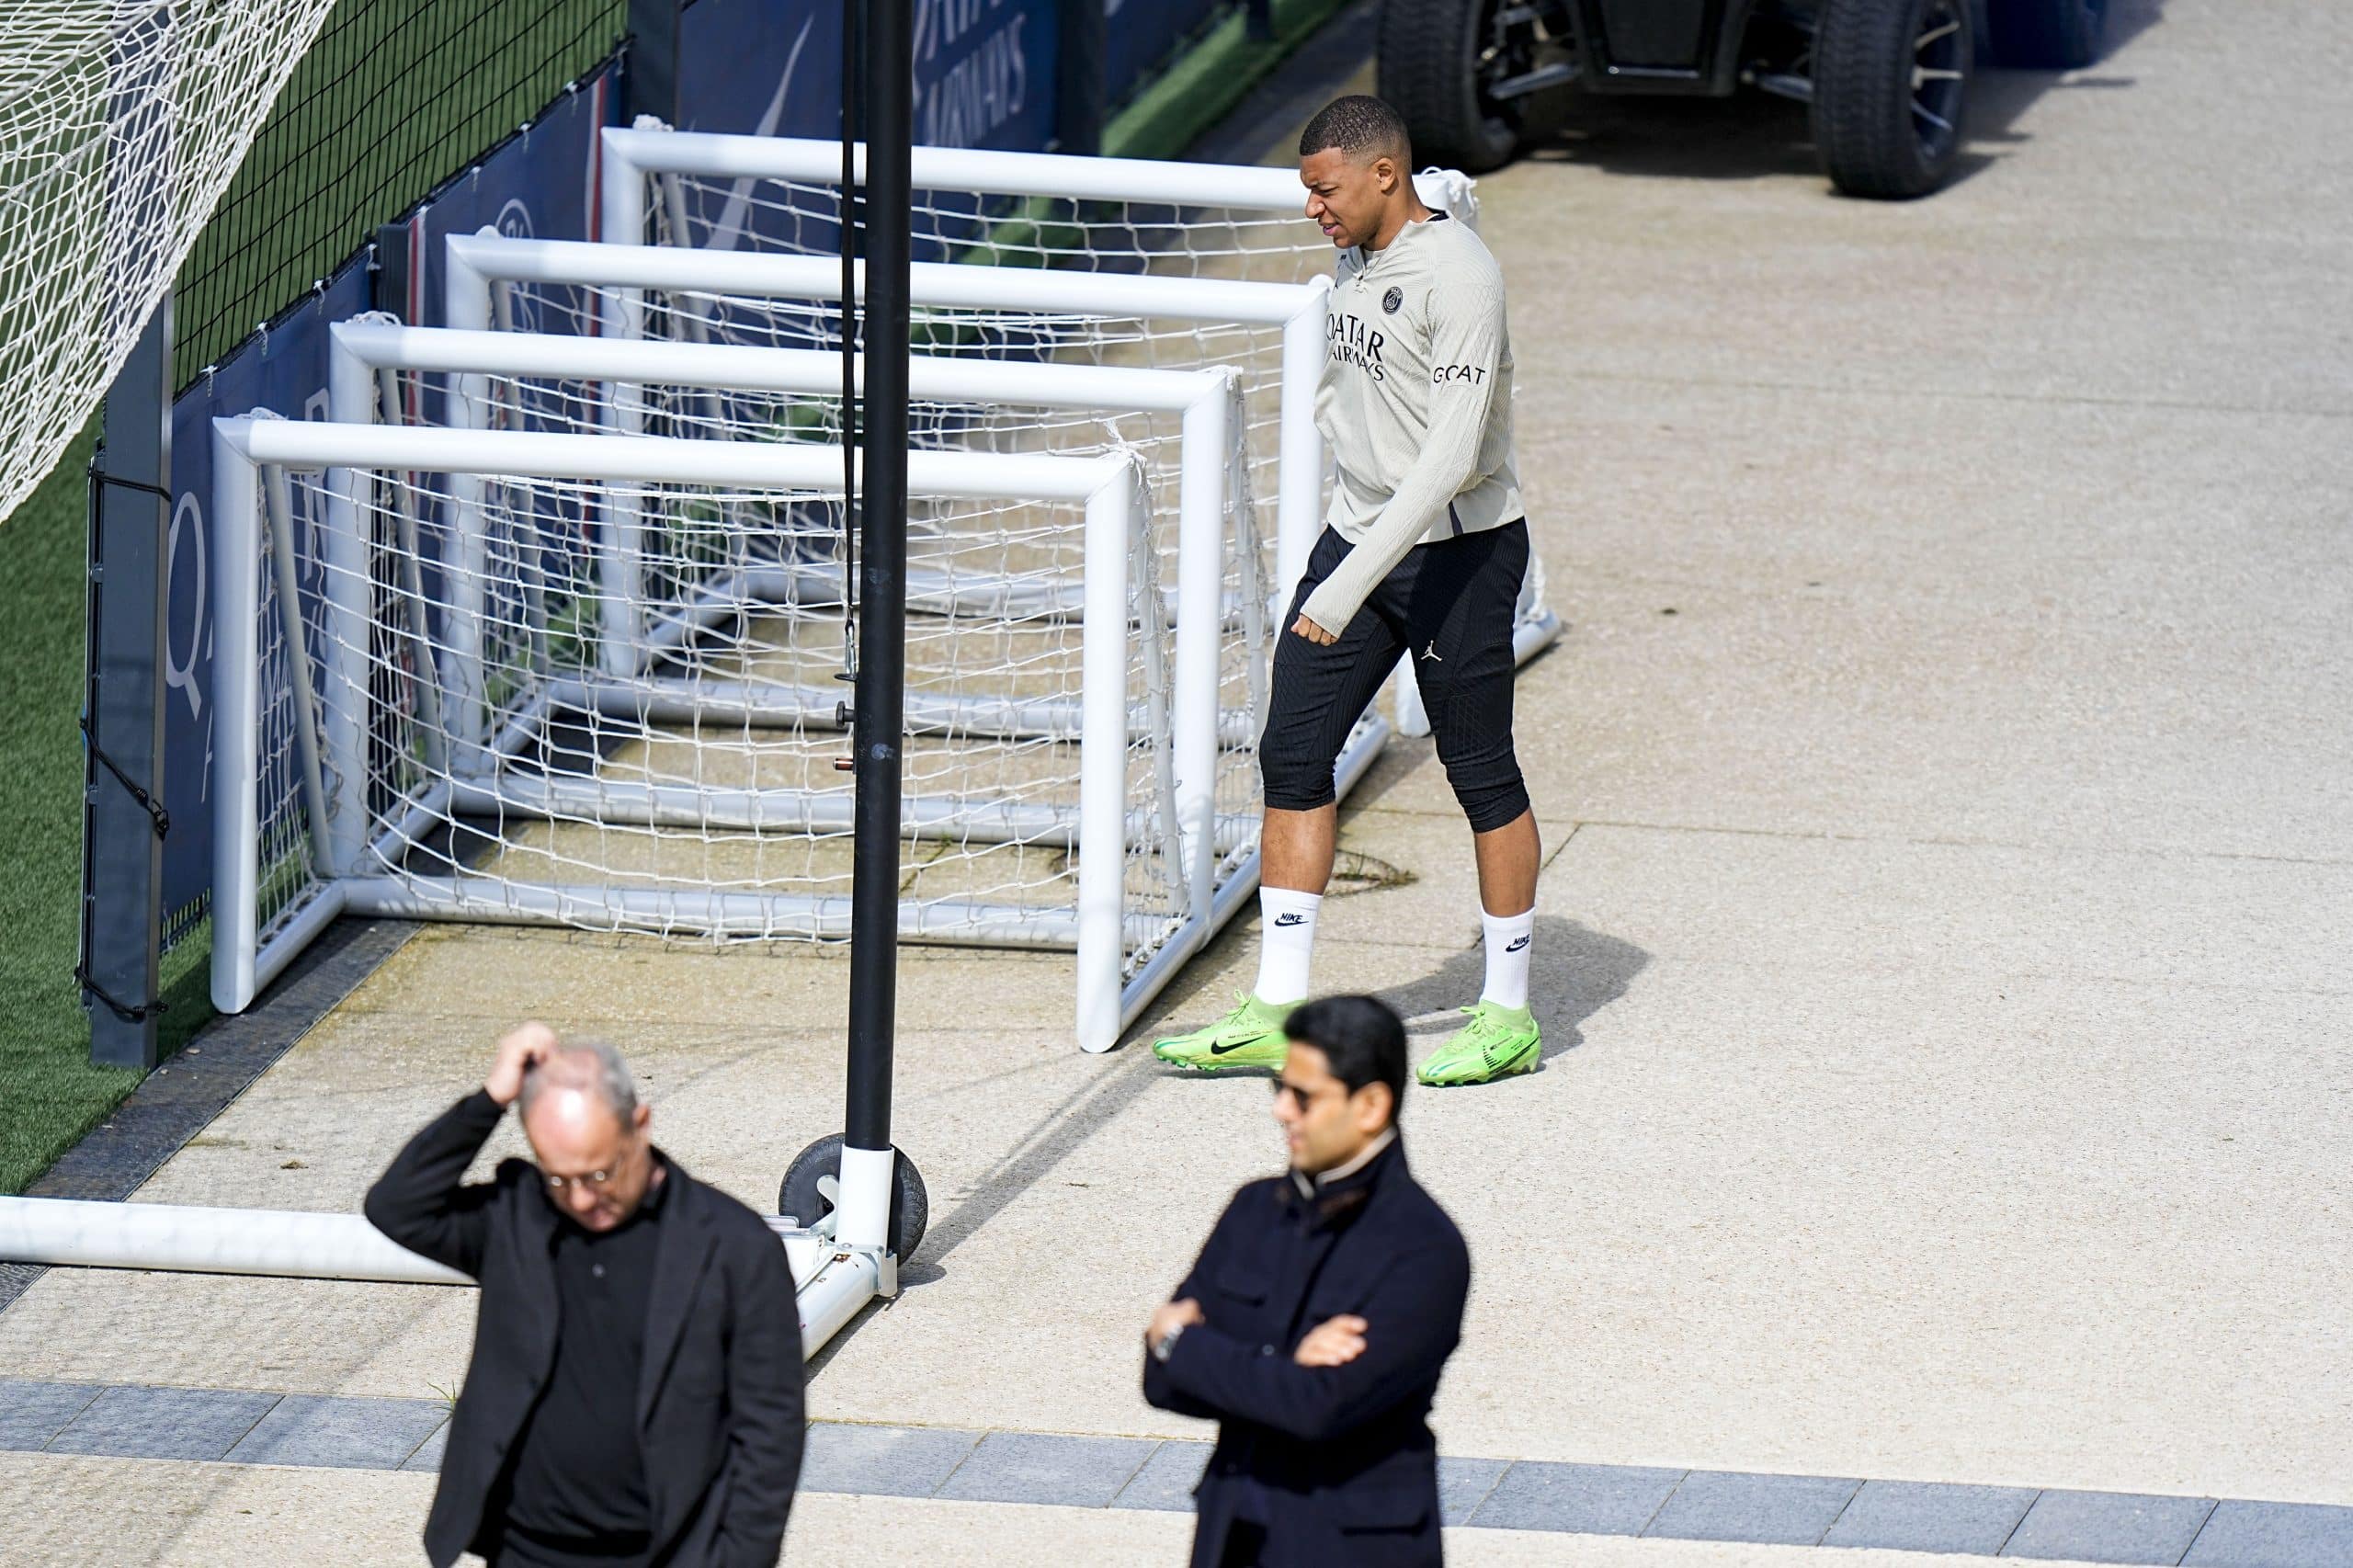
left=1254, top=888, right=1323, bottom=1006
left=1481, top=907, right=1535, bottom=1011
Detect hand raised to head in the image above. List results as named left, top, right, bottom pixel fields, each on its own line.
left=485, top=1020, right=561, bottom=1108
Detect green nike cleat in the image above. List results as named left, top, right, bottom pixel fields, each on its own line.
left=1416, top=1001, right=1541, bottom=1086
left=1151, top=994, right=1291, bottom=1072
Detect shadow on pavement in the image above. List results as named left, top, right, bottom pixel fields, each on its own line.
left=1381, top=915, right=1648, bottom=1073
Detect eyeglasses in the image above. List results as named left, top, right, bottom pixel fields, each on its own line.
left=543, top=1169, right=620, bottom=1195
left=1272, top=1078, right=1341, bottom=1113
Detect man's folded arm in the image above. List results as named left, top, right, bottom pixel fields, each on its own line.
left=1157, top=1238, right=1469, bottom=1441
left=1142, top=1200, right=1243, bottom=1421
left=362, top=1089, right=506, bottom=1278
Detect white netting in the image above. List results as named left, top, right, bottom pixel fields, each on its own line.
left=496, top=186, right=1314, bottom=900
left=0, top=0, right=336, bottom=519
left=232, top=446, right=1179, bottom=973
left=494, top=274, right=1292, bottom=891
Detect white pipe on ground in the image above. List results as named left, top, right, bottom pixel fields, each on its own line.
left=1, top=1199, right=878, bottom=1362
left=0, top=1198, right=465, bottom=1285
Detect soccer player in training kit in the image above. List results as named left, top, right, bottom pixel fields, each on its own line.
left=1154, top=95, right=1542, bottom=1088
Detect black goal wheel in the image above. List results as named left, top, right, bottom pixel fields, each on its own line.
left=1988, top=0, right=2106, bottom=69
left=779, top=1134, right=929, bottom=1262
left=1377, top=0, right=1537, bottom=174
left=1813, top=0, right=1974, bottom=199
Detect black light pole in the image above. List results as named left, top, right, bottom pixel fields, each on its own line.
left=843, top=0, right=914, bottom=1233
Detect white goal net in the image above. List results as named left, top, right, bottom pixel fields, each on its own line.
left=0, top=0, right=336, bottom=519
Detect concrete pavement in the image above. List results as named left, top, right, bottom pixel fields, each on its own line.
left=4, top=0, right=2349, bottom=1561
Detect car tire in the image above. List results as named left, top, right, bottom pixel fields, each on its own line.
left=1989, top=0, right=2106, bottom=69
left=1377, top=0, right=1527, bottom=174
left=1813, top=0, right=1973, bottom=199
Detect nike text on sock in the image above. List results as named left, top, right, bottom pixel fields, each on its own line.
left=1256, top=887, right=1324, bottom=1006
left=1481, top=906, right=1534, bottom=1011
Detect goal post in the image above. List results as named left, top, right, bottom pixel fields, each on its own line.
left=210, top=414, right=1170, bottom=1051
left=324, top=314, right=1259, bottom=953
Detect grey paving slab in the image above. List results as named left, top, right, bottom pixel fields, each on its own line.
left=1108, top=1439, right=1211, bottom=1513
left=224, top=1394, right=449, bottom=1471
left=2183, top=1499, right=2353, bottom=1568
left=798, top=1422, right=982, bottom=1499
left=1822, top=1479, right=2041, bottom=1555
left=1645, top=1469, right=1863, bottom=1547
left=2003, top=1489, right=2218, bottom=1564
left=1438, top=1456, right=1511, bottom=1526
left=401, top=1422, right=448, bottom=1473
left=1468, top=1460, right=1687, bottom=1536
left=45, top=1385, right=281, bottom=1461
left=0, top=1380, right=102, bottom=1450
left=935, top=1430, right=1158, bottom=1508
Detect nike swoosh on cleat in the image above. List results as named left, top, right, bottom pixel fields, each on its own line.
left=1209, top=1039, right=1261, bottom=1055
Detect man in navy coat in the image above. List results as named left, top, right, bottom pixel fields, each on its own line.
left=1143, top=994, right=1472, bottom=1567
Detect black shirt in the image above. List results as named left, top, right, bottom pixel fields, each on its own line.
left=495, top=1161, right=672, bottom=1566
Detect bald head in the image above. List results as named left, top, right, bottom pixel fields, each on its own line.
left=518, top=1038, right=637, bottom=1124
left=518, top=1040, right=656, bottom=1232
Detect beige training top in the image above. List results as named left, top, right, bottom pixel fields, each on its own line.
left=1302, top=210, right=1521, bottom=632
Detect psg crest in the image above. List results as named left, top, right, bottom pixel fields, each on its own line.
left=1382, top=286, right=1404, bottom=313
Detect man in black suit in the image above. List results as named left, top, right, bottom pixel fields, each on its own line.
left=1143, top=995, right=1472, bottom=1567
left=366, top=1023, right=803, bottom=1568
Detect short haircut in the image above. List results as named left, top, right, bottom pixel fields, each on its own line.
left=518, top=1038, right=640, bottom=1123
left=1299, top=95, right=1412, bottom=167
left=1284, top=995, right=1407, bottom=1120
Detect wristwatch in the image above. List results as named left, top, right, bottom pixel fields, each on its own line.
left=1150, top=1322, right=1187, bottom=1364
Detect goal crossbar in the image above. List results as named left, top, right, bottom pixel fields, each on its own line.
left=597, top=126, right=1480, bottom=236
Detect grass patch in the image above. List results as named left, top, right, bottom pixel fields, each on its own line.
left=0, top=426, right=138, bottom=1193
left=0, top=430, right=217, bottom=1196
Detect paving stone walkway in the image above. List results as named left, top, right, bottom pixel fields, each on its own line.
left=4, top=1379, right=2347, bottom=1565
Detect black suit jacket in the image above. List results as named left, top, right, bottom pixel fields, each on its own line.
left=364, top=1092, right=804, bottom=1568
left=1142, top=1138, right=1470, bottom=1568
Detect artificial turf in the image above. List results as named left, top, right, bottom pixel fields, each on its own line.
left=0, top=426, right=146, bottom=1194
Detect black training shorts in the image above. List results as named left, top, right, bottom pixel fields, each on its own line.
left=1260, top=519, right=1532, bottom=833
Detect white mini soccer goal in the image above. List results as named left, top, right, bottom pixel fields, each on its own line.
left=209, top=414, right=1182, bottom=1051
left=595, top=125, right=1564, bottom=733
left=325, top=315, right=1271, bottom=982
